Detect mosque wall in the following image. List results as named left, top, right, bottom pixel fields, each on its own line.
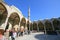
left=0, top=2, right=31, bottom=31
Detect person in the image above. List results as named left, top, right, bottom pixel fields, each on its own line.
left=9, top=30, right=13, bottom=40
left=0, top=29, right=6, bottom=40
left=12, top=29, right=17, bottom=40
left=20, top=26, right=24, bottom=36
left=19, top=30, right=21, bottom=36
left=13, top=31, right=17, bottom=40
left=25, top=27, right=28, bottom=35
left=4, top=29, right=9, bottom=40
left=16, top=28, right=19, bottom=37
left=17, top=30, right=20, bottom=37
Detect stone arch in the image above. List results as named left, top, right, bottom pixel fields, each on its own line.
left=8, top=12, right=20, bottom=28
left=52, top=19, right=60, bottom=30
left=33, top=22, right=37, bottom=31
left=27, top=20, right=31, bottom=30
left=38, top=21, right=44, bottom=31
left=30, top=23, right=33, bottom=31
left=0, top=2, right=8, bottom=26
left=20, top=17, right=26, bottom=28
left=45, top=20, right=53, bottom=31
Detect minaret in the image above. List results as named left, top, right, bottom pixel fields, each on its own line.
left=28, top=7, right=30, bottom=33
left=28, top=7, right=30, bottom=21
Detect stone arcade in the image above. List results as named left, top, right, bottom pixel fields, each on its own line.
left=0, top=1, right=31, bottom=31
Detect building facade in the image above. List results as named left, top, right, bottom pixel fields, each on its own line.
left=0, top=1, right=31, bottom=31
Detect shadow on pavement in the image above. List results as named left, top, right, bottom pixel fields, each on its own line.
left=35, top=34, right=60, bottom=40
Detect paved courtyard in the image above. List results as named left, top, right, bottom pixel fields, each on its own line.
left=16, top=32, right=60, bottom=40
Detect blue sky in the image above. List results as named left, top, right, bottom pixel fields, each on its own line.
left=4, top=0, right=60, bottom=21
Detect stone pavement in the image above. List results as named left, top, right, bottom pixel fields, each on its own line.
left=15, top=32, right=60, bottom=40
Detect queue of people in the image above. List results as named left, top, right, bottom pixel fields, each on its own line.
left=0, top=26, right=29, bottom=40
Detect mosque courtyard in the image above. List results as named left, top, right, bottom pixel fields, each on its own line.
left=16, top=32, right=60, bottom=40
left=0, top=0, right=60, bottom=40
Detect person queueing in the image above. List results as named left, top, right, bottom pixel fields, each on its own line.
left=12, top=28, right=17, bottom=40
left=4, top=29, right=9, bottom=40
left=20, top=26, right=24, bottom=36
left=0, top=29, right=6, bottom=40
left=9, top=30, right=13, bottom=40
left=25, top=27, right=28, bottom=35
